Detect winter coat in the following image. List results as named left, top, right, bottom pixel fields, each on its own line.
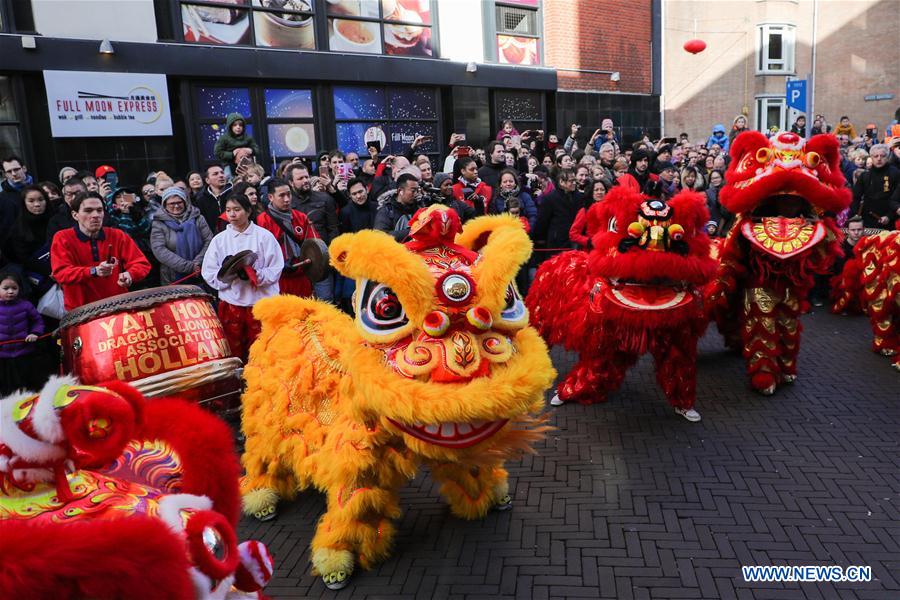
left=851, top=164, right=900, bottom=228
left=532, top=188, right=583, bottom=257
left=0, top=298, right=44, bottom=358
left=195, top=184, right=233, bottom=232
left=340, top=200, right=377, bottom=233
left=291, top=189, right=339, bottom=244
left=373, top=189, right=423, bottom=240
left=705, top=126, right=730, bottom=152
left=150, top=203, right=213, bottom=285
left=214, top=112, right=261, bottom=167
left=490, top=191, right=538, bottom=230
left=46, top=202, right=77, bottom=242
left=8, top=204, right=52, bottom=281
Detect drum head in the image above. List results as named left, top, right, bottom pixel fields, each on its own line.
left=217, top=250, right=258, bottom=283
left=60, top=285, right=210, bottom=329
left=300, top=238, right=330, bottom=283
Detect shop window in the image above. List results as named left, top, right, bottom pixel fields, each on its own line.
left=493, top=89, right=544, bottom=136
left=264, top=88, right=317, bottom=160
left=757, top=24, right=795, bottom=74
left=494, top=0, right=540, bottom=66
left=333, top=85, right=438, bottom=156
left=193, top=85, right=317, bottom=164
left=326, top=0, right=434, bottom=57
left=756, top=96, right=787, bottom=133
left=179, top=0, right=316, bottom=49
left=0, top=76, right=22, bottom=158
left=195, top=87, right=255, bottom=162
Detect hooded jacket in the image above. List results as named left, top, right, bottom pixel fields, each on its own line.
left=150, top=199, right=213, bottom=284
left=214, top=113, right=262, bottom=166
left=705, top=124, right=730, bottom=152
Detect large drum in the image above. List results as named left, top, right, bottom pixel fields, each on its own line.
left=59, top=286, right=243, bottom=413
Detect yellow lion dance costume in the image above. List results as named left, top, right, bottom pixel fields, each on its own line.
left=240, top=206, right=556, bottom=589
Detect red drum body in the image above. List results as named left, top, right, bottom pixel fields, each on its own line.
left=59, top=286, right=243, bottom=413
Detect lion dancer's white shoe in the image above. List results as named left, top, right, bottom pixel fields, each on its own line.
left=674, top=407, right=701, bottom=422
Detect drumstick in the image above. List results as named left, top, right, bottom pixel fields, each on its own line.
left=107, top=244, right=117, bottom=265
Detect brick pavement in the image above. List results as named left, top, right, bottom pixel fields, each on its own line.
left=238, top=309, right=899, bottom=599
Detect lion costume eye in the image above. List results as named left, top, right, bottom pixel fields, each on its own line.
left=497, top=283, right=528, bottom=329
left=357, top=279, right=410, bottom=335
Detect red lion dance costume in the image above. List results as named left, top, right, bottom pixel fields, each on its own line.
left=708, top=132, right=851, bottom=394
left=526, top=186, right=716, bottom=420
left=831, top=230, right=900, bottom=370
left=0, top=376, right=273, bottom=599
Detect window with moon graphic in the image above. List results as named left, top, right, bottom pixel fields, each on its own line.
left=194, top=86, right=317, bottom=162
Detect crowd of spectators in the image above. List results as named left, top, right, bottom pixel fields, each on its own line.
left=0, top=108, right=898, bottom=392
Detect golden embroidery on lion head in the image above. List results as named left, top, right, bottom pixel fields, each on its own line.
left=239, top=205, right=555, bottom=590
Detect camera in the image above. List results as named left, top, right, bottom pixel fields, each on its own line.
left=420, top=184, right=444, bottom=206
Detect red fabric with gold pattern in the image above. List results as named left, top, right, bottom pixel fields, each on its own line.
left=707, top=132, right=852, bottom=394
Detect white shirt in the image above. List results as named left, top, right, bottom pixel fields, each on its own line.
left=201, top=222, right=284, bottom=307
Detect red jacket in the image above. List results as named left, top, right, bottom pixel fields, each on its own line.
left=451, top=180, right=493, bottom=208
left=569, top=202, right=613, bottom=248
left=51, top=226, right=152, bottom=311
left=255, top=209, right=320, bottom=297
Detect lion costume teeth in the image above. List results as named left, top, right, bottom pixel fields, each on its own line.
left=239, top=206, right=555, bottom=585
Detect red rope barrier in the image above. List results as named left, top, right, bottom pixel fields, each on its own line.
left=0, top=332, right=55, bottom=347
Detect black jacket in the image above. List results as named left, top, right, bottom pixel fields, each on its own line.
left=478, top=162, right=505, bottom=198
left=532, top=188, right=583, bottom=255
left=46, top=203, right=78, bottom=243
left=292, top=189, right=339, bottom=244
left=851, top=164, right=900, bottom=228
left=340, top=200, right=376, bottom=234
left=373, top=189, right=422, bottom=240
left=0, top=180, right=22, bottom=247
left=195, top=184, right=233, bottom=232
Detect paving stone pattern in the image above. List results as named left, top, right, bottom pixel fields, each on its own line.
left=238, top=310, right=900, bottom=599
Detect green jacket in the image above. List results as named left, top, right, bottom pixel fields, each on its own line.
left=214, top=112, right=261, bottom=165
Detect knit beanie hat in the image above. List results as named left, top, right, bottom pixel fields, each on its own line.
left=161, top=186, right=187, bottom=205
left=433, top=172, right=452, bottom=188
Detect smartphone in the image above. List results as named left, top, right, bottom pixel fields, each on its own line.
left=457, top=146, right=471, bottom=157
left=339, top=162, right=352, bottom=180
left=103, top=171, right=119, bottom=191
left=367, top=140, right=382, bottom=153
left=458, top=133, right=467, bottom=141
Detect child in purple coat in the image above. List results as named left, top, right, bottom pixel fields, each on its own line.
left=0, top=270, right=44, bottom=394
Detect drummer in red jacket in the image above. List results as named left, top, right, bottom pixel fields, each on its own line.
left=51, top=192, right=151, bottom=311
left=255, top=178, right=320, bottom=298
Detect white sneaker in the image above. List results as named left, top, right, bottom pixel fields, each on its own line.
left=549, top=394, right=564, bottom=406
left=675, top=407, right=701, bottom=422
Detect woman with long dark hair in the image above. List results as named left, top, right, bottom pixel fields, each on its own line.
left=7, top=185, right=53, bottom=301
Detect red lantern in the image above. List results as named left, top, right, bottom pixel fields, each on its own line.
left=683, top=39, right=707, bottom=54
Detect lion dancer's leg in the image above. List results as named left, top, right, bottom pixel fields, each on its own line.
left=427, top=460, right=511, bottom=519
left=741, top=287, right=782, bottom=395
left=555, top=349, right=639, bottom=405
left=649, top=329, right=700, bottom=421
left=774, top=290, right=803, bottom=384
left=310, top=437, right=415, bottom=590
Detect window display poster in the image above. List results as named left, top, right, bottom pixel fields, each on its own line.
left=44, top=70, right=173, bottom=138
left=497, top=35, right=539, bottom=66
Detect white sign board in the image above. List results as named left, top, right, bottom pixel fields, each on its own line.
left=44, top=70, right=173, bottom=138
